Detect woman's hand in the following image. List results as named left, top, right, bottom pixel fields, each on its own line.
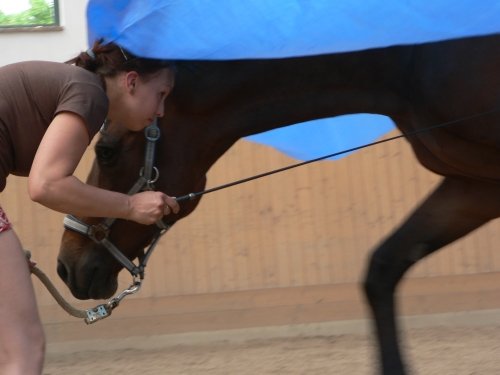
left=126, top=191, right=179, bottom=225
left=29, top=112, right=180, bottom=222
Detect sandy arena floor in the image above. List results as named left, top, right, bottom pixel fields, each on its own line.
left=44, top=322, right=500, bottom=375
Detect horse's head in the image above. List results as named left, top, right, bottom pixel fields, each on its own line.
left=56, top=118, right=206, bottom=300
left=56, top=60, right=262, bottom=300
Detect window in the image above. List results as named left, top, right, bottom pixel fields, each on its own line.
left=0, top=0, right=59, bottom=30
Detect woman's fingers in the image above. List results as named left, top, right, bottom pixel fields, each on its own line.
left=163, top=205, right=171, bottom=216
left=163, top=195, right=180, bottom=215
left=127, top=192, right=180, bottom=225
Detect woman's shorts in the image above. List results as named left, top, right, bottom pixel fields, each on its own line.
left=0, top=205, right=12, bottom=233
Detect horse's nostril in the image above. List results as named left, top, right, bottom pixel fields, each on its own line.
left=57, top=260, right=69, bottom=283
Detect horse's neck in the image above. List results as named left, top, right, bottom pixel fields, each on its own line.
left=173, top=46, right=413, bottom=141
left=159, top=46, right=415, bottom=192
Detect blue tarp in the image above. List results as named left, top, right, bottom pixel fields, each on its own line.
left=245, top=115, right=395, bottom=160
left=87, top=1, right=500, bottom=160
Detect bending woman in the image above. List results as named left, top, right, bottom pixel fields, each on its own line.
left=0, top=41, right=179, bottom=375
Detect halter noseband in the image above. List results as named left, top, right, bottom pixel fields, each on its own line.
left=63, top=121, right=171, bottom=279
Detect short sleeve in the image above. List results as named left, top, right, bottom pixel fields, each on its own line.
left=56, top=81, right=108, bottom=143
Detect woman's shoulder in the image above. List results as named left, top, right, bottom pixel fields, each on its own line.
left=1, top=60, right=102, bottom=86
left=1, top=60, right=72, bottom=73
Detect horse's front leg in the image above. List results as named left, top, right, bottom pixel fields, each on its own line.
left=363, top=177, right=498, bottom=375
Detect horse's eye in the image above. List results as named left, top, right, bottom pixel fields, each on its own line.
left=95, top=144, right=117, bottom=165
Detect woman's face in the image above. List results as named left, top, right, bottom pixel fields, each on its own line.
left=115, top=68, right=174, bottom=131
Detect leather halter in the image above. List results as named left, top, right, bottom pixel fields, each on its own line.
left=63, top=121, right=171, bottom=279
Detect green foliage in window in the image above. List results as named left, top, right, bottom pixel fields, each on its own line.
left=0, top=0, right=57, bottom=27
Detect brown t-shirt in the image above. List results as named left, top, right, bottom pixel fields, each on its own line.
left=0, top=60, right=108, bottom=191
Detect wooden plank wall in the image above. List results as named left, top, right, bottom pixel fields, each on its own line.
left=2, top=130, right=499, bottom=341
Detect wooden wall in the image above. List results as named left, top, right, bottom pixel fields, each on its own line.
left=2, top=130, right=500, bottom=342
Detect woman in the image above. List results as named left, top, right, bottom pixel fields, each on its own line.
left=0, top=40, right=179, bottom=374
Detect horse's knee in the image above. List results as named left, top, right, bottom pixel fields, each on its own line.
left=363, top=244, right=426, bottom=303
left=363, top=253, right=394, bottom=304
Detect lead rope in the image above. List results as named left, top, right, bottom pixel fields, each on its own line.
left=26, top=251, right=87, bottom=319
left=26, top=250, right=142, bottom=324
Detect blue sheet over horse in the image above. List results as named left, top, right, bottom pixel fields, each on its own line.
left=86, top=0, right=500, bottom=160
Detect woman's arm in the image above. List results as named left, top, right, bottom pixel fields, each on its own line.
left=28, top=112, right=178, bottom=224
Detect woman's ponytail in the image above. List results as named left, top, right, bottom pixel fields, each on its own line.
left=66, top=39, right=175, bottom=79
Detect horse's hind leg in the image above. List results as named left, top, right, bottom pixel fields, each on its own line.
left=363, top=177, right=499, bottom=375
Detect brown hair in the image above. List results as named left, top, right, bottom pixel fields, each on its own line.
left=66, top=39, right=175, bottom=80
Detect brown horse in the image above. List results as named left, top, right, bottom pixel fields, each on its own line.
left=57, top=34, right=500, bottom=374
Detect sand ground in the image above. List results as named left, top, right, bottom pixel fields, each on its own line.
left=43, top=311, right=500, bottom=375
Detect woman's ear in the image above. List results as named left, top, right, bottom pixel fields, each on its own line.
left=125, top=71, right=139, bottom=93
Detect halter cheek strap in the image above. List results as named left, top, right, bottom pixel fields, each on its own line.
left=63, top=120, right=172, bottom=278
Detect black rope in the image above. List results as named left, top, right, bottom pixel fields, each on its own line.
left=176, top=107, right=500, bottom=203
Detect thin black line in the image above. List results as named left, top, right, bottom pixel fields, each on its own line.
left=176, top=107, right=500, bottom=203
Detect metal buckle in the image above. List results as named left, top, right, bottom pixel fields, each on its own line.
left=85, top=304, right=110, bottom=324
left=139, top=166, right=159, bottom=184
left=84, top=277, right=142, bottom=325
left=88, top=223, right=110, bottom=243
left=145, top=124, right=160, bottom=141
